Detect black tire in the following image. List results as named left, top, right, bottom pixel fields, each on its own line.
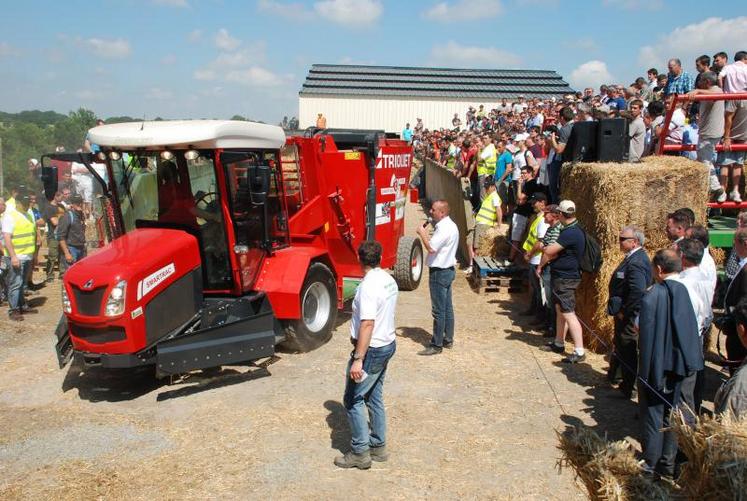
left=280, top=262, right=338, bottom=353
left=393, top=236, right=423, bottom=291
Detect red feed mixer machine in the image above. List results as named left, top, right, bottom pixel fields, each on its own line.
left=41, top=121, right=423, bottom=376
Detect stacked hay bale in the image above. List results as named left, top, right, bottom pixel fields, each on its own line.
left=475, top=225, right=510, bottom=258
left=558, top=412, right=747, bottom=500
left=561, top=156, right=709, bottom=351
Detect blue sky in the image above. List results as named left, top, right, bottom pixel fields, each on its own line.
left=1, top=0, right=745, bottom=124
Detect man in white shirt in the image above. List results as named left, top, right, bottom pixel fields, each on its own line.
left=416, top=200, right=459, bottom=355
left=676, top=238, right=713, bottom=415
left=335, top=240, right=398, bottom=470
left=685, top=225, right=717, bottom=297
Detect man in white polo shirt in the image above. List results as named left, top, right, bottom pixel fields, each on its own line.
left=416, top=199, right=459, bottom=355
left=335, top=240, right=398, bottom=470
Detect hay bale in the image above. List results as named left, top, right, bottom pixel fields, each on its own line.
left=710, top=246, right=726, bottom=267
left=672, top=411, right=747, bottom=500
left=557, top=426, right=670, bottom=500
left=561, top=156, right=709, bottom=351
left=475, top=226, right=510, bottom=258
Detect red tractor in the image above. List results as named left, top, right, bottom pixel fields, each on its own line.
left=42, top=121, right=423, bottom=376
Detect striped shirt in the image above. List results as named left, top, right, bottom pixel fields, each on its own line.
left=543, top=222, right=561, bottom=246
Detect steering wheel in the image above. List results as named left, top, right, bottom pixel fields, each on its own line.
left=195, top=191, right=218, bottom=211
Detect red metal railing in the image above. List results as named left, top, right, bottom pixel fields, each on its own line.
left=657, top=92, right=747, bottom=154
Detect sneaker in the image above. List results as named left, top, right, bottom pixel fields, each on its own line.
left=418, top=346, right=443, bottom=356
left=730, top=190, right=743, bottom=203
left=442, top=341, right=453, bottom=349
left=334, top=450, right=372, bottom=469
left=369, top=445, right=389, bottom=462
left=709, top=174, right=723, bottom=192
left=541, top=341, right=565, bottom=354
left=717, top=191, right=727, bottom=203
left=463, top=266, right=473, bottom=275
left=563, top=352, right=587, bottom=364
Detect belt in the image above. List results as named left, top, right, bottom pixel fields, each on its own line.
left=429, top=266, right=455, bottom=270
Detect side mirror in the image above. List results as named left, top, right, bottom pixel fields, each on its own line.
left=249, top=165, right=270, bottom=206
left=41, top=165, right=59, bottom=201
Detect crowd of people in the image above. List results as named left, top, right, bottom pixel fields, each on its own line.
left=407, top=50, right=747, bottom=207
left=394, top=49, right=747, bottom=479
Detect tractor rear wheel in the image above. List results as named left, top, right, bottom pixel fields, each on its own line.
left=393, top=236, right=423, bottom=291
left=280, top=262, right=338, bottom=352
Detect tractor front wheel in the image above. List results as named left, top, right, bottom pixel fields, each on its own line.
left=280, top=262, right=338, bottom=352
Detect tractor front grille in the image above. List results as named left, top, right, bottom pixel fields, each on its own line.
left=70, top=323, right=126, bottom=344
left=71, top=285, right=107, bottom=316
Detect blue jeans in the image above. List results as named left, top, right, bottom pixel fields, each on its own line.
left=429, top=267, right=455, bottom=347
left=343, top=340, right=396, bottom=454
left=61, top=245, right=86, bottom=274
left=7, top=258, right=31, bottom=314
left=548, top=159, right=562, bottom=204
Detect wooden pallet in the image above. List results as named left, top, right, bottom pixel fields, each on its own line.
left=471, top=256, right=526, bottom=294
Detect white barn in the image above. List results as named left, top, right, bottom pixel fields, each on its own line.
left=298, top=64, right=575, bottom=134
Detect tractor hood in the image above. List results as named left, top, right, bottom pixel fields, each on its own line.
left=64, top=228, right=201, bottom=320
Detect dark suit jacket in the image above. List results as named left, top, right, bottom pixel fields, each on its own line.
left=608, top=248, right=653, bottom=321
left=639, top=279, right=705, bottom=396
left=725, top=263, right=747, bottom=314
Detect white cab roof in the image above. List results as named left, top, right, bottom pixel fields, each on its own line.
left=87, top=120, right=286, bottom=150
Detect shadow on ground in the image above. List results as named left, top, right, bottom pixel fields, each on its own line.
left=396, top=326, right=431, bottom=348
left=325, top=400, right=350, bottom=453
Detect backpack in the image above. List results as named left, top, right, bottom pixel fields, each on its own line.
left=579, top=226, right=603, bottom=273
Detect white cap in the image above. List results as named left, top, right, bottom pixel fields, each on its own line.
left=558, top=200, right=576, bottom=215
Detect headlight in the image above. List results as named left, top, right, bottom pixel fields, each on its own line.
left=62, top=287, right=71, bottom=314
left=105, top=280, right=127, bottom=317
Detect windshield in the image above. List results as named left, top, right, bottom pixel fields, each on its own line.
left=110, top=150, right=232, bottom=290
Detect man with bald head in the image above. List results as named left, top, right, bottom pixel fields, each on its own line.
left=637, top=248, right=704, bottom=477
left=416, top=200, right=460, bottom=355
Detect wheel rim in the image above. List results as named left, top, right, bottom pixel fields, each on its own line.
left=411, top=245, right=423, bottom=282
left=302, top=282, right=331, bottom=333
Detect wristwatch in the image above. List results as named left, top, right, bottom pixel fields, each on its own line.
left=351, top=351, right=364, bottom=361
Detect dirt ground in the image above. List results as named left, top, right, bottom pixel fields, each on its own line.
left=0, top=200, right=728, bottom=500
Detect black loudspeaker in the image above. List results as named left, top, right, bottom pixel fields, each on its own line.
left=597, top=118, right=629, bottom=162
left=564, top=121, right=598, bottom=162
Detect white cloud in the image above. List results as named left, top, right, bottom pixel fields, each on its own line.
left=423, top=0, right=502, bottom=22
left=225, top=67, right=287, bottom=87
left=212, top=43, right=267, bottom=68
left=314, top=0, right=382, bottom=26
left=194, top=69, right=217, bottom=81
left=188, top=29, right=203, bottom=43
left=83, top=37, right=131, bottom=59
left=338, top=56, right=376, bottom=65
left=638, top=17, right=747, bottom=70
left=603, top=0, right=663, bottom=9
left=568, top=60, right=614, bottom=90
left=257, top=0, right=311, bottom=20
left=145, top=87, right=174, bottom=100
left=428, top=41, right=520, bottom=68
left=0, top=42, right=19, bottom=57
left=152, top=0, right=189, bottom=7
left=214, top=28, right=241, bottom=51
left=564, top=37, right=598, bottom=52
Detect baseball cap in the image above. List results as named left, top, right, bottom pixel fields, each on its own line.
left=543, top=204, right=560, bottom=213
left=483, top=175, right=495, bottom=188
left=70, top=194, right=84, bottom=205
left=558, top=200, right=576, bottom=215
left=514, top=132, right=529, bottom=141
left=529, top=192, right=548, bottom=203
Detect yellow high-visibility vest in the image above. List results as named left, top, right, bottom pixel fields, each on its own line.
left=477, top=146, right=497, bottom=176
left=5, top=208, right=36, bottom=256
left=475, top=191, right=501, bottom=225
left=522, top=215, right=543, bottom=253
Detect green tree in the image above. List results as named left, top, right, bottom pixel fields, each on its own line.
left=52, top=108, right=97, bottom=151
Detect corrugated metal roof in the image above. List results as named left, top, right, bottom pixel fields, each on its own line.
left=299, top=64, right=575, bottom=99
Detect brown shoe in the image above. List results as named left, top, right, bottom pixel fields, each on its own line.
left=9, top=311, right=24, bottom=322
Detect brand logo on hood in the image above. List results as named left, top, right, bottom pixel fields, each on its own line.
left=82, top=279, right=95, bottom=290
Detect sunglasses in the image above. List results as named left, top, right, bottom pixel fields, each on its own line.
left=619, top=236, right=634, bottom=242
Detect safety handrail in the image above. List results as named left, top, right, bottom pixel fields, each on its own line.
left=657, top=92, right=747, bottom=155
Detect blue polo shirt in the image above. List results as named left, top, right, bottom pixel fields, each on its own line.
left=495, top=151, right=513, bottom=184
left=551, top=222, right=585, bottom=279
left=402, top=128, right=413, bottom=142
